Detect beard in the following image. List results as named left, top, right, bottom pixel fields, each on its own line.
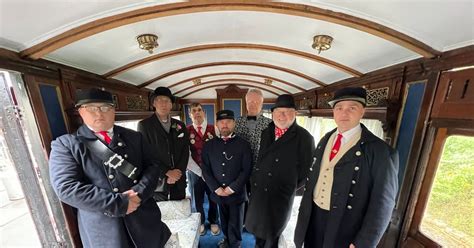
left=220, top=128, right=231, bottom=137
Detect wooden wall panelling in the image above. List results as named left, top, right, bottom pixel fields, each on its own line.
left=22, top=75, right=64, bottom=153
left=431, top=68, right=474, bottom=120
left=216, top=85, right=248, bottom=113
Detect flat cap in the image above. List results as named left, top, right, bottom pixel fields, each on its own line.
left=75, top=88, right=114, bottom=107
left=328, top=87, right=367, bottom=107
left=216, top=110, right=235, bottom=120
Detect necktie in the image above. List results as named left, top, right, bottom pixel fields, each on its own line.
left=274, top=127, right=288, bottom=139
left=97, top=131, right=112, bottom=144
left=247, top=116, right=257, bottom=121
left=222, top=137, right=229, bottom=142
left=197, top=126, right=203, bottom=137
left=329, top=133, right=343, bottom=161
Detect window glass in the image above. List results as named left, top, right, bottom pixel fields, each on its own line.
left=420, top=135, right=474, bottom=247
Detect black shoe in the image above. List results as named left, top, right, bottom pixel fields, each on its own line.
left=218, top=238, right=229, bottom=248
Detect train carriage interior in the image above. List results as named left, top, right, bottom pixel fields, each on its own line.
left=0, top=0, right=473, bottom=247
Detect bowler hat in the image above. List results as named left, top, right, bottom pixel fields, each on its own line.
left=151, top=86, right=175, bottom=103
left=328, top=87, right=367, bottom=108
left=216, top=110, right=235, bottom=121
left=75, top=88, right=114, bottom=107
left=271, top=94, right=296, bottom=111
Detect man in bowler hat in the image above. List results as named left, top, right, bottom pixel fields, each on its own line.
left=245, top=94, right=315, bottom=248
left=201, top=110, right=252, bottom=248
left=138, top=86, right=189, bottom=201
left=294, top=87, right=399, bottom=248
left=49, top=88, right=171, bottom=247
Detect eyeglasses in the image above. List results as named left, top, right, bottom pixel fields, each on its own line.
left=80, top=105, right=114, bottom=113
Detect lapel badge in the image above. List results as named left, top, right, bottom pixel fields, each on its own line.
left=117, top=142, right=123, bottom=147
left=356, top=151, right=361, bottom=156
left=208, top=133, right=213, bottom=139
left=190, top=133, right=195, bottom=139
left=190, top=139, right=195, bottom=144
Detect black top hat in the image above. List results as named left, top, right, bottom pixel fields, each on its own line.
left=75, top=88, right=114, bottom=107
left=151, top=86, right=175, bottom=103
left=271, top=94, right=296, bottom=111
left=216, top=110, right=235, bottom=121
left=328, top=87, right=367, bottom=108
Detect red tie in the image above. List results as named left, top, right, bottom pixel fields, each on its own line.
left=275, top=127, right=288, bottom=139
left=197, top=126, right=203, bottom=138
left=329, top=134, right=343, bottom=161
left=97, top=131, right=112, bottom=144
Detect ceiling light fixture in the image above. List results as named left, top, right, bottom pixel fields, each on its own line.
left=312, top=35, right=333, bottom=54
left=264, top=79, right=273, bottom=85
left=137, top=34, right=159, bottom=54
left=192, top=79, right=202, bottom=85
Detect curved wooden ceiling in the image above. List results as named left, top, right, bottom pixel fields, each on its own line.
left=167, top=72, right=307, bottom=92
left=174, top=78, right=290, bottom=95
left=137, top=61, right=326, bottom=88
left=181, top=83, right=280, bottom=98
left=102, top=43, right=363, bottom=78
left=20, top=1, right=439, bottom=59
left=4, top=1, right=470, bottom=99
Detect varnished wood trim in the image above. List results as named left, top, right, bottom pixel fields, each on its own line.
left=174, top=78, right=290, bottom=95
left=103, top=43, right=362, bottom=78
left=181, top=83, right=279, bottom=98
left=20, top=1, right=439, bottom=59
left=167, top=72, right=306, bottom=92
left=139, top=61, right=325, bottom=88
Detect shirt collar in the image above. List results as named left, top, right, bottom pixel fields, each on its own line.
left=337, top=124, right=361, bottom=141
left=87, top=125, right=114, bottom=139
left=193, top=119, right=207, bottom=131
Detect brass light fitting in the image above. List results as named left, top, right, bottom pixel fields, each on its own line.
left=137, top=34, right=159, bottom=54
left=312, top=35, right=333, bottom=54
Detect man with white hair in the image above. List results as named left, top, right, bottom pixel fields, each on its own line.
left=234, top=89, right=272, bottom=223
left=245, top=94, right=315, bottom=248
left=235, top=89, right=272, bottom=167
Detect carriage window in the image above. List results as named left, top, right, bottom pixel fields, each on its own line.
left=116, top=116, right=182, bottom=132
left=116, top=120, right=139, bottom=131
left=297, top=116, right=384, bottom=143
left=420, top=135, right=474, bottom=247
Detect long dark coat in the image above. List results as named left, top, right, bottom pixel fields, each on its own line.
left=49, top=125, right=171, bottom=248
left=137, top=115, right=189, bottom=196
left=245, top=121, right=315, bottom=240
left=294, top=125, right=399, bottom=248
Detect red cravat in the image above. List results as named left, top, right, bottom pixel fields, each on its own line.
left=97, top=131, right=112, bottom=144
left=197, top=126, right=203, bottom=138
left=275, top=127, right=288, bottom=139
left=329, top=133, right=343, bottom=161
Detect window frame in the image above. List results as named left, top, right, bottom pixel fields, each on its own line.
left=406, top=125, right=474, bottom=247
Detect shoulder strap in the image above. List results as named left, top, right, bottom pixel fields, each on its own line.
left=82, top=139, right=139, bottom=180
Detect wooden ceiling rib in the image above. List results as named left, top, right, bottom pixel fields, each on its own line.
left=20, top=1, right=439, bottom=60
left=173, top=78, right=290, bottom=95
left=137, top=61, right=326, bottom=88
left=180, top=83, right=279, bottom=98
left=102, top=43, right=363, bottom=78
left=166, top=72, right=306, bottom=92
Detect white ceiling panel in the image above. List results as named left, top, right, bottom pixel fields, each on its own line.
left=46, top=10, right=415, bottom=75
left=146, top=65, right=324, bottom=91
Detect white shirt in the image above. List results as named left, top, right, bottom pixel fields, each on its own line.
left=333, top=124, right=362, bottom=147
left=192, top=119, right=207, bottom=136
left=88, top=125, right=114, bottom=142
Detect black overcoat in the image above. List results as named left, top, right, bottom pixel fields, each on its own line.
left=137, top=115, right=189, bottom=195
left=49, top=125, right=171, bottom=248
left=294, top=124, right=399, bottom=248
left=245, top=121, right=315, bottom=240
